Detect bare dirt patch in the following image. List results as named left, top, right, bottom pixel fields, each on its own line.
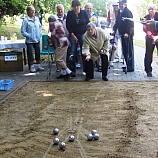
left=0, top=81, right=158, bottom=158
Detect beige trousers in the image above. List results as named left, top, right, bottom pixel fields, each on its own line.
left=55, top=46, right=68, bottom=70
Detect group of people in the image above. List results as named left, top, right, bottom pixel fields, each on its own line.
left=21, top=0, right=158, bottom=81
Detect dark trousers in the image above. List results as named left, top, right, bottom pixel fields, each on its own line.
left=26, top=42, right=40, bottom=63
left=85, top=54, right=108, bottom=79
left=121, top=36, right=134, bottom=71
left=144, top=37, right=158, bottom=73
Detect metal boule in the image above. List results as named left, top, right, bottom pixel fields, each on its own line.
left=69, top=135, right=75, bottom=142
left=87, top=133, right=93, bottom=141
left=53, top=128, right=59, bottom=135
left=53, top=137, right=59, bottom=145
left=94, top=133, right=99, bottom=140
left=59, top=142, right=66, bottom=149
left=91, top=130, right=97, bottom=135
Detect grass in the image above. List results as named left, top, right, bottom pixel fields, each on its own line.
left=0, top=25, right=48, bottom=39
left=133, top=39, right=145, bottom=48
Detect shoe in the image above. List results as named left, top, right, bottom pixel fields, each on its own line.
left=147, top=72, right=152, bottom=77
left=30, top=66, right=36, bottom=73
left=82, top=72, right=86, bottom=76
left=56, top=69, right=60, bottom=72
left=56, top=74, right=67, bottom=79
left=44, top=46, right=48, bottom=50
left=76, top=63, right=81, bottom=68
left=110, top=62, right=114, bottom=67
left=123, top=69, right=134, bottom=72
left=102, top=76, right=108, bottom=81
left=36, top=66, right=44, bottom=71
left=85, top=77, right=91, bottom=81
left=114, top=59, right=119, bottom=63
left=122, top=66, right=126, bottom=69
left=64, top=72, right=75, bottom=81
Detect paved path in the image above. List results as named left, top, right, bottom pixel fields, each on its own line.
left=0, top=45, right=158, bottom=102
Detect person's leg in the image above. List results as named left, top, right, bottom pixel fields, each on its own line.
left=126, top=36, right=134, bottom=71
left=34, top=42, right=44, bottom=71
left=55, top=46, right=74, bottom=79
left=101, top=54, right=108, bottom=81
left=26, top=43, right=36, bottom=72
left=76, top=34, right=85, bottom=73
left=114, top=34, right=119, bottom=59
left=85, top=59, right=94, bottom=81
left=67, top=34, right=77, bottom=74
left=144, top=38, right=155, bottom=76
left=121, top=37, right=132, bottom=71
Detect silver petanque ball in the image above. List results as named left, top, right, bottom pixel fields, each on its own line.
left=94, top=133, right=99, bottom=140
left=87, top=133, right=93, bottom=141
left=59, top=142, right=66, bottom=149
left=53, top=137, right=60, bottom=145
left=69, top=135, right=75, bottom=142
left=91, top=130, right=98, bottom=135
left=53, top=128, right=59, bottom=135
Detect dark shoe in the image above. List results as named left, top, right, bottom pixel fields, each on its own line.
left=147, top=72, right=152, bottom=77
left=123, top=68, right=134, bottom=72
left=102, top=76, right=108, bottom=81
left=64, top=72, right=75, bottom=81
left=56, top=74, right=67, bottom=79
left=122, top=66, right=126, bottom=69
left=85, top=78, right=91, bottom=81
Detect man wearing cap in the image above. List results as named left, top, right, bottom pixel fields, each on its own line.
left=106, top=1, right=122, bottom=62
left=113, top=0, right=134, bottom=72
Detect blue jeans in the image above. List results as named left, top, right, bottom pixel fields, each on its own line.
left=67, top=34, right=85, bottom=73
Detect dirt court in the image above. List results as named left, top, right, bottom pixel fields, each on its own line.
left=0, top=81, right=158, bottom=158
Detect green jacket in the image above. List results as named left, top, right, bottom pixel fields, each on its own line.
left=82, top=27, right=109, bottom=61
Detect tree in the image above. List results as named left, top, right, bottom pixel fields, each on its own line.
left=0, top=0, right=28, bottom=16
left=134, top=0, right=158, bottom=18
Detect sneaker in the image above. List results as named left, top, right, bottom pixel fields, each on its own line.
left=110, top=62, right=114, bottom=67
left=36, top=65, right=44, bottom=71
left=30, top=66, right=36, bottom=73
left=82, top=72, right=86, bottom=76
left=76, top=63, right=81, bottom=68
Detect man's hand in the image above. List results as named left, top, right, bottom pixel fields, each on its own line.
left=124, top=33, right=128, bottom=38
left=85, top=54, right=91, bottom=61
left=100, top=50, right=105, bottom=54
left=146, top=20, right=156, bottom=31
left=153, top=36, right=158, bottom=42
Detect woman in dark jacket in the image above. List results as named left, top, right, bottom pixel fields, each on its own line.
left=66, top=0, right=89, bottom=76
left=143, top=4, right=158, bottom=77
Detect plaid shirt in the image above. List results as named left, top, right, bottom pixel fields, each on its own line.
left=49, top=20, right=68, bottom=48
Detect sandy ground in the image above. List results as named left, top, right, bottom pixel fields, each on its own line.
left=0, top=81, right=158, bottom=158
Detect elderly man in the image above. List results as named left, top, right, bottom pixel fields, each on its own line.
left=56, top=4, right=67, bottom=20
left=84, top=2, right=100, bottom=27
left=82, top=22, right=109, bottom=81
left=113, top=0, right=134, bottom=73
